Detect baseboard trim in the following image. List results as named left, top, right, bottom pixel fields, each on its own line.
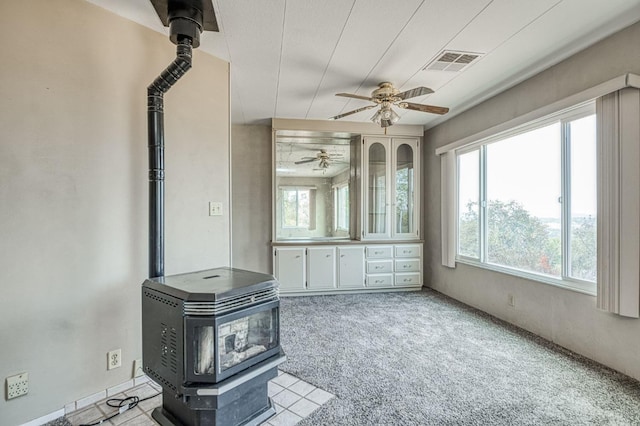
left=20, top=375, right=152, bottom=426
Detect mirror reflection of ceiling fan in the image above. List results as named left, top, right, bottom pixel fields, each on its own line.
left=294, top=149, right=344, bottom=169
left=330, top=82, right=449, bottom=127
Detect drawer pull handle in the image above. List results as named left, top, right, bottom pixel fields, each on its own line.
left=376, top=280, right=382, bottom=284
left=403, top=250, right=411, bottom=254
left=375, top=266, right=382, bottom=270
left=404, top=278, right=411, bottom=282
left=295, top=255, right=301, bottom=258
left=341, top=255, right=345, bottom=258
left=375, top=251, right=382, bottom=254
left=326, top=254, right=331, bottom=258
left=403, top=265, right=410, bottom=269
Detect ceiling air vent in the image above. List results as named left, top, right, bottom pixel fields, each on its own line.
left=424, top=50, right=484, bottom=72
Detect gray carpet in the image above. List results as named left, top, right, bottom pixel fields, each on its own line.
left=278, top=289, right=640, bottom=425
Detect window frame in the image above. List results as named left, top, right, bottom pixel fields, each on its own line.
left=455, top=102, right=596, bottom=295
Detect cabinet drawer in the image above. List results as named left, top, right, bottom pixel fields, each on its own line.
left=395, top=273, right=421, bottom=286
left=366, top=260, right=393, bottom=274
left=395, top=259, right=420, bottom=272
left=366, top=246, right=393, bottom=258
left=367, top=274, right=393, bottom=287
left=395, top=244, right=421, bottom=258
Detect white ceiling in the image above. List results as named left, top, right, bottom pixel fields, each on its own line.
left=86, top=0, right=640, bottom=129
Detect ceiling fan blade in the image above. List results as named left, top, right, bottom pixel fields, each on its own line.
left=335, top=93, right=374, bottom=102
left=294, top=158, right=317, bottom=165
left=398, top=101, right=449, bottom=115
left=330, top=104, right=377, bottom=120
left=396, top=86, right=434, bottom=100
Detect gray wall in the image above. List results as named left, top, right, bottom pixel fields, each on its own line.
left=231, top=124, right=273, bottom=273
left=0, top=1, right=230, bottom=424
left=424, top=20, right=640, bottom=381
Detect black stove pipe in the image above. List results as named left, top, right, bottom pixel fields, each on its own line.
left=147, top=37, right=193, bottom=278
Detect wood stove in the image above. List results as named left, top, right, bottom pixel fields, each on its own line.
left=142, top=2, right=285, bottom=424
left=142, top=268, right=285, bottom=425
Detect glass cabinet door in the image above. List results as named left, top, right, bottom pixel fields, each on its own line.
left=394, top=141, right=416, bottom=235
left=367, top=141, right=388, bottom=236
left=362, top=137, right=419, bottom=240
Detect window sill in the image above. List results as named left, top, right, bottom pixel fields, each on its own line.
left=455, top=257, right=596, bottom=296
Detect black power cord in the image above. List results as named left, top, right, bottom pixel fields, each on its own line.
left=78, top=392, right=161, bottom=426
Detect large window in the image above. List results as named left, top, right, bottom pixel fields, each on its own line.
left=457, top=104, right=596, bottom=291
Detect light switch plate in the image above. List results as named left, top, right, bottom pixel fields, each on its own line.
left=209, top=202, right=223, bottom=216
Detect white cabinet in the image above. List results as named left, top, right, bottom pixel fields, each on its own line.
left=366, top=260, right=393, bottom=274
left=393, top=244, right=422, bottom=287
left=307, top=247, right=336, bottom=290
left=362, top=137, right=420, bottom=240
left=395, top=244, right=421, bottom=258
left=274, top=242, right=421, bottom=294
left=337, top=246, right=365, bottom=289
left=366, top=246, right=393, bottom=258
left=365, top=244, right=393, bottom=288
left=367, top=274, right=393, bottom=287
left=273, top=247, right=305, bottom=291
left=395, top=273, right=421, bottom=287
left=365, top=243, right=421, bottom=289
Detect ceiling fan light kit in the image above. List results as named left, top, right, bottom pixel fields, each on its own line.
left=330, top=82, right=449, bottom=127
left=371, top=103, right=400, bottom=127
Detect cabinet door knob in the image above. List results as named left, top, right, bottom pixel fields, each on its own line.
left=341, top=255, right=345, bottom=258
left=326, top=254, right=331, bottom=258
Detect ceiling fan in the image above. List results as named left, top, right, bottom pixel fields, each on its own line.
left=294, top=149, right=343, bottom=169
left=329, top=82, right=449, bottom=127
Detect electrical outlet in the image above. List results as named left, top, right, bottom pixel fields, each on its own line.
left=133, top=359, right=144, bottom=378
left=6, top=372, right=28, bottom=400
left=508, top=294, right=515, bottom=307
left=108, top=349, right=122, bottom=370
left=209, top=201, right=223, bottom=216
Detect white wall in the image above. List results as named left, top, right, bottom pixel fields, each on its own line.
left=231, top=124, right=272, bottom=273
left=424, top=20, right=640, bottom=381
left=0, top=1, right=230, bottom=424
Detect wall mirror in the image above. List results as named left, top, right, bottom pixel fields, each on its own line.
left=274, top=130, right=357, bottom=241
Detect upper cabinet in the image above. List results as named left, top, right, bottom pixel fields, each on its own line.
left=362, top=137, right=420, bottom=240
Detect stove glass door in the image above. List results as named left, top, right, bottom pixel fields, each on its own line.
left=187, top=299, right=280, bottom=383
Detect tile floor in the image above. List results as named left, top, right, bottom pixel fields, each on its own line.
left=65, top=371, right=334, bottom=426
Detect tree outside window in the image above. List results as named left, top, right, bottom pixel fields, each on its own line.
left=457, top=110, right=597, bottom=284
